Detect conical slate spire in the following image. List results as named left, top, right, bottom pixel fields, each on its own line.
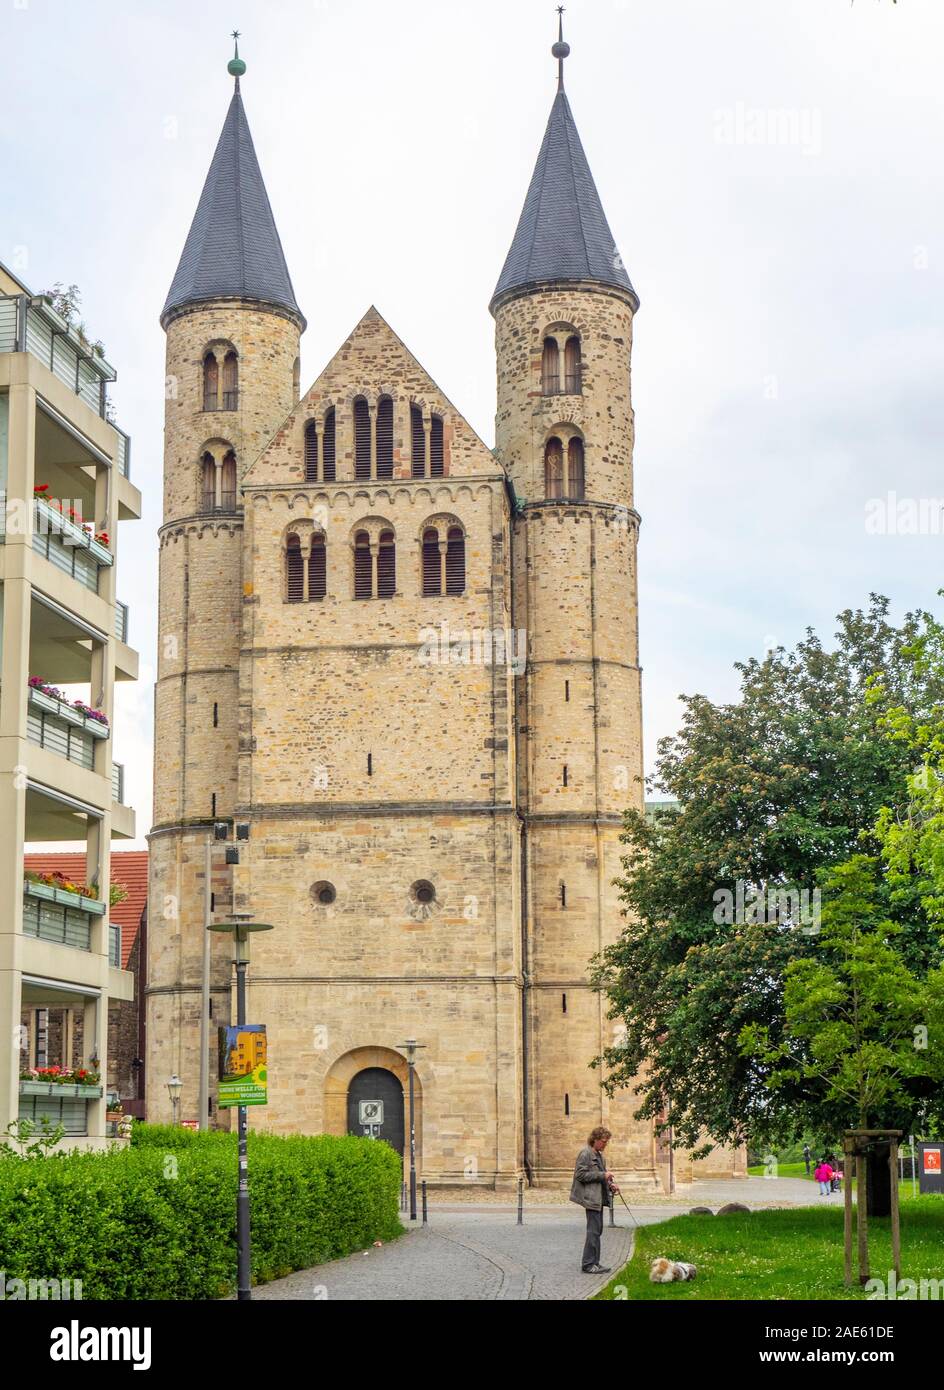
left=491, top=88, right=637, bottom=312
left=161, top=84, right=304, bottom=327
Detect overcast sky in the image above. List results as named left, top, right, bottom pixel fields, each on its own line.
left=2, top=0, right=941, bottom=847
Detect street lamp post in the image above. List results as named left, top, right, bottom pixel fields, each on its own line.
left=397, top=1038, right=425, bottom=1221
left=209, top=914, right=273, bottom=1302
left=166, top=1074, right=182, bottom=1125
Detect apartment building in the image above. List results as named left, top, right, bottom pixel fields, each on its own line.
left=0, top=262, right=140, bottom=1149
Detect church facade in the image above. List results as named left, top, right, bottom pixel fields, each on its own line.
left=146, top=34, right=702, bottom=1190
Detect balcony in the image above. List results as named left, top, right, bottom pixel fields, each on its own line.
left=19, top=1075, right=103, bottom=1137
left=0, top=292, right=130, bottom=476
left=27, top=682, right=109, bottom=772
left=22, top=875, right=105, bottom=953
left=114, top=600, right=128, bottom=644
left=31, top=496, right=113, bottom=594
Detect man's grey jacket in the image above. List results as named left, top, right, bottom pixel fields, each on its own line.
left=570, top=1145, right=612, bottom=1210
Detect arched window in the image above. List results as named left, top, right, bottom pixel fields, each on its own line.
left=353, top=530, right=372, bottom=600
left=545, top=437, right=564, bottom=499
left=309, top=533, right=326, bottom=601
left=220, top=451, right=237, bottom=510
left=322, top=408, right=336, bottom=481
left=377, top=530, right=396, bottom=598
left=292, top=357, right=301, bottom=401
left=376, top=396, right=394, bottom=480
left=567, top=437, right=585, bottom=500
left=422, top=528, right=441, bottom=596
left=222, top=351, right=238, bottom=410
left=285, top=534, right=304, bottom=603
left=564, top=335, right=582, bottom=394
left=354, top=397, right=371, bottom=479
left=411, top=404, right=425, bottom=477
left=202, top=354, right=219, bottom=412
left=542, top=338, right=560, bottom=396
left=430, top=414, right=444, bottom=477
left=200, top=452, right=216, bottom=510
left=304, top=420, right=318, bottom=482
left=446, top=527, right=465, bottom=595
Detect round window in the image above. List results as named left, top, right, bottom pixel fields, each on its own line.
left=412, top=880, right=436, bottom=905
left=310, top=881, right=336, bottom=906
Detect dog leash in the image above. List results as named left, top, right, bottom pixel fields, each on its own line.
left=611, top=1185, right=641, bottom=1229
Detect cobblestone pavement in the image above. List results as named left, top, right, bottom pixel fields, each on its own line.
left=253, top=1176, right=833, bottom=1302
left=252, top=1218, right=634, bottom=1301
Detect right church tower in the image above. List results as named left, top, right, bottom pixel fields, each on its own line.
left=494, top=23, right=651, bottom=1186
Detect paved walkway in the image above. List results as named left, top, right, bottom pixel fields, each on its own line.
left=253, top=1175, right=835, bottom=1301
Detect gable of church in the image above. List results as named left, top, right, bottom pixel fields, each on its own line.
left=243, top=305, right=500, bottom=487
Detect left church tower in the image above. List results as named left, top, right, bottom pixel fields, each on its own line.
left=149, top=49, right=305, bottom=1122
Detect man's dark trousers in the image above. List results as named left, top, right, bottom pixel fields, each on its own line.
left=582, top=1205, right=605, bottom=1270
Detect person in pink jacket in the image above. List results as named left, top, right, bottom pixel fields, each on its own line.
left=814, top=1159, right=834, bottom=1195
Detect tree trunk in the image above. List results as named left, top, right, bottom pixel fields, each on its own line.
left=866, top=1142, right=892, bottom=1218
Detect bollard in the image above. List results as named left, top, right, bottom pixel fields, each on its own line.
left=421, top=1180, right=428, bottom=1225
left=609, top=1197, right=615, bottom=1227
left=401, top=1180, right=407, bottom=1213
left=517, top=1176, right=523, bottom=1226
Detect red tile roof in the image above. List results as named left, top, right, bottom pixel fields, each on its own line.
left=23, top=850, right=147, bottom=970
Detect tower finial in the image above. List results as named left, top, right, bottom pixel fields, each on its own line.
left=552, top=8, right=570, bottom=94
left=228, top=30, right=246, bottom=90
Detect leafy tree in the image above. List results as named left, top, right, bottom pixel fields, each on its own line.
left=593, top=596, right=941, bottom=1155
left=742, top=856, right=944, bottom=1136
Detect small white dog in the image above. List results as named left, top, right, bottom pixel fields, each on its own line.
left=649, top=1257, right=697, bottom=1283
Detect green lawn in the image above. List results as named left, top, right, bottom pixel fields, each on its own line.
left=747, top=1159, right=918, bottom=1180
left=594, top=1197, right=944, bottom=1300
left=747, top=1162, right=814, bottom=1179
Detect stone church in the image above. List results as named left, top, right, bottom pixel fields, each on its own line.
left=148, top=30, right=736, bottom=1190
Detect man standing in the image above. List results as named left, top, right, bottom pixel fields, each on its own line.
left=570, top=1126, right=618, bottom=1274
left=803, top=1143, right=812, bottom=1176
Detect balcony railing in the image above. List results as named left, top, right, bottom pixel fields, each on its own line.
left=27, top=685, right=109, bottom=771
left=109, top=921, right=121, bottom=968
left=112, top=761, right=125, bottom=804
left=114, top=600, right=129, bottom=644
left=31, top=497, right=113, bottom=593
left=19, top=1086, right=101, bottom=1136
left=0, top=293, right=130, bottom=476
left=115, top=426, right=131, bottom=480
left=22, top=881, right=104, bottom=951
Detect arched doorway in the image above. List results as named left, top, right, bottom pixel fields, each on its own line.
left=346, top=1067, right=405, bottom=1156
left=324, top=1046, right=422, bottom=1175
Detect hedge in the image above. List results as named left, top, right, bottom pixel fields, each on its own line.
left=0, top=1127, right=402, bottom=1299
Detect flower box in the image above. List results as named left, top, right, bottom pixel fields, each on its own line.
left=52, top=887, right=83, bottom=908
left=29, top=687, right=62, bottom=716
left=26, top=880, right=56, bottom=901
left=24, top=880, right=106, bottom=914
left=88, top=537, right=113, bottom=567
left=27, top=686, right=110, bottom=736
left=18, top=1081, right=102, bottom=1100
left=34, top=498, right=113, bottom=567
left=54, top=700, right=85, bottom=728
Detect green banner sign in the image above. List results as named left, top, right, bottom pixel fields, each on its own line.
left=218, top=1024, right=267, bottom=1107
